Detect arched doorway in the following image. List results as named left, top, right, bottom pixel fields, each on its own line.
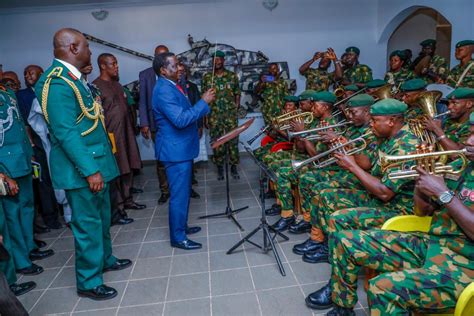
left=386, top=7, right=452, bottom=71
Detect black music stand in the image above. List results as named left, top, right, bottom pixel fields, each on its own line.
left=227, top=143, right=289, bottom=276
left=198, top=119, right=255, bottom=231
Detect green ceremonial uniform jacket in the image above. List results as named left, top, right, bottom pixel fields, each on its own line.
left=35, top=60, right=119, bottom=190
left=0, top=86, right=32, bottom=178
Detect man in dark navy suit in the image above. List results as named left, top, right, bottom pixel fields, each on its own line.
left=152, top=53, right=215, bottom=250
left=139, top=45, right=170, bottom=205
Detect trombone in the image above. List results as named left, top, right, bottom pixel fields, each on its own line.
left=380, top=148, right=468, bottom=180
left=287, top=120, right=352, bottom=140
left=292, top=131, right=372, bottom=170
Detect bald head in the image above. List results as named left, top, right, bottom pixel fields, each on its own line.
left=24, top=65, right=44, bottom=87
left=53, top=28, right=91, bottom=69
left=154, top=45, right=169, bottom=56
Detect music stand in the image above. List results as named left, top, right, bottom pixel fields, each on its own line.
left=199, top=118, right=255, bottom=231
left=227, top=142, right=289, bottom=276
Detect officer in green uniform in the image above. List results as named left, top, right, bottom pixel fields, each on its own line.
left=255, top=63, right=289, bottom=126
left=292, top=94, right=377, bottom=248
left=0, top=82, right=53, bottom=276
left=399, top=78, right=428, bottom=119
left=423, top=87, right=473, bottom=151
left=413, top=39, right=448, bottom=84
left=35, top=28, right=131, bottom=300
left=446, top=40, right=474, bottom=88
left=299, top=48, right=340, bottom=91
left=338, top=47, right=373, bottom=86
left=201, top=51, right=241, bottom=180
left=300, top=99, right=419, bottom=265
left=384, top=50, right=415, bottom=87
left=307, top=114, right=474, bottom=315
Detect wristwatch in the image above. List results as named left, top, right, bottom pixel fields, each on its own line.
left=437, top=190, right=455, bottom=205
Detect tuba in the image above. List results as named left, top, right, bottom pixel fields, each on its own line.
left=371, top=84, right=393, bottom=101
left=408, top=90, right=443, bottom=147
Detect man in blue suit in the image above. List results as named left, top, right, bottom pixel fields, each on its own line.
left=152, top=52, right=215, bottom=250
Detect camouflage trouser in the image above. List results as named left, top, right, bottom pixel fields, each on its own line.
left=210, top=119, right=239, bottom=167
left=330, top=229, right=468, bottom=314
left=254, top=143, right=274, bottom=161
left=312, top=188, right=412, bottom=236
left=264, top=150, right=293, bottom=167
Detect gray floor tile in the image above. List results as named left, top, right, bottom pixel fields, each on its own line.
left=50, top=236, right=75, bottom=251
left=30, top=287, right=80, bottom=315
left=120, top=217, right=152, bottom=231
left=20, top=267, right=60, bottom=290
left=127, top=207, right=155, bottom=219
left=74, top=282, right=127, bottom=311
left=112, top=244, right=141, bottom=260
left=138, top=241, right=173, bottom=258
left=258, top=286, right=313, bottom=316
left=211, top=268, right=254, bottom=295
left=103, top=265, right=133, bottom=282
left=207, top=221, right=240, bottom=236
left=121, top=277, right=168, bottom=306
left=163, top=298, right=210, bottom=316
left=251, top=263, right=297, bottom=290
left=18, top=289, right=43, bottom=312
left=38, top=250, right=74, bottom=269
left=212, top=292, right=260, bottom=316
left=166, top=272, right=210, bottom=301
left=131, top=257, right=172, bottom=279
left=73, top=308, right=118, bottom=316
left=245, top=244, right=288, bottom=267
left=51, top=266, right=76, bottom=288
left=150, top=216, right=169, bottom=228
left=208, top=233, right=241, bottom=251
left=113, top=229, right=147, bottom=245
left=170, top=252, right=208, bottom=275
left=209, top=250, right=247, bottom=271
left=145, top=227, right=170, bottom=242
left=279, top=240, right=308, bottom=262
left=290, top=261, right=332, bottom=285
left=117, top=304, right=164, bottom=316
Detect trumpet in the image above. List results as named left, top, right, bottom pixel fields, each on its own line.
left=292, top=131, right=372, bottom=170
left=273, top=110, right=313, bottom=131
left=380, top=148, right=468, bottom=180
left=287, top=120, right=352, bottom=140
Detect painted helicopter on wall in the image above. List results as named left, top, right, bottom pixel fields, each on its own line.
left=84, top=33, right=296, bottom=118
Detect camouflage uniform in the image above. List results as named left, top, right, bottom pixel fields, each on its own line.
left=202, top=70, right=241, bottom=166
left=303, top=68, right=332, bottom=92
left=405, top=106, right=424, bottom=120
left=422, top=55, right=449, bottom=84
left=329, top=163, right=474, bottom=314
left=343, top=64, right=373, bottom=84
left=259, top=78, right=288, bottom=126
left=445, top=117, right=471, bottom=144
left=312, top=125, right=419, bottom=236
left=384, top=68, right=415, bottom=87
left=446, top=60, right=474, bottom=88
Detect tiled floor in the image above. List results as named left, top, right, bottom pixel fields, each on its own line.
left=17, top=155, right=369, bottom=316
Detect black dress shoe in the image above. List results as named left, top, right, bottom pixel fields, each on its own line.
left=45, top=220, right=63, bottom=230
left=303, top=243, right=329, bottom=264
left=190, top=189, right=200, bottom=199
left=112, top=217, right=134, bottom=226
left=305, top=282, right=333, bottom=310
left=104, top=259, right=132, bottom=272
left=34, top=239, right=47, bottom=248
left=77, top=284, right=117, bottom=300
left=130, top=187, right=144, bottom=194
left=185, top=226, right=201, bottom=235
left=158, top=193, right=170, bottom=205
left=293, top=238, right=324, bottom=255
left=171, top=239, right=202, bottom=250
left=217, top=166, right=224, bottom=181
left=231, top=165, right=240, bottom=179
left=271, top=216, right=295, bottom=232
left=34, top=224, right=50, bottom=234
left=16, top=263, right=44, bottom=275
left=289, top=220, right=311, bottom=234
left=10, top=281, right=36, bottom=296
left=327, top=306, right=356, bottom=316
left=124, top=202, right=147, bottom=210
left=260, top=189, right=276, bottom=199
left=30, top=248, right=54, bottom=261
left=265, top=204, right=281, bottom=216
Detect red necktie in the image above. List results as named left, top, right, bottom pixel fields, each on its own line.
left=176, top=84, right=185, bottom=95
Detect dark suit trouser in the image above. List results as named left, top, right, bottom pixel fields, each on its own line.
left=162, top=160, right=192, bottom=243
left=109, top=178, right=128, bottom=224
left=151, top=132, right=169, bottom=195
left=65, top=184, right=116, bottom=290
left=0, top=271, right=28, bottom=316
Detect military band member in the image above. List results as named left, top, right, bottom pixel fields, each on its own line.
left=299, top=48, right=340, bottom=91
left=336, top=47, right=373, bottom=87
left=202, top=50, right=241, bottom=180
left=412, top=39, right=448, bottom=84
left=36, top=28, right=131, bottom=300
left=446, top=40, right=474, bottom=88
left=364, top=79, right=387, bottom=95
left=399, top=78, right=428, bottom=119
left=384, top=50, right=415, bottom=87
left=307, top=114, right=474, bottom=315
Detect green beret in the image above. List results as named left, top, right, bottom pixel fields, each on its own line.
left=456, top=40, right=474, bottom=48
left=366, top=79, right=387, bottom=89
left=344, top=84, right=360, bottom=92
left=400, top=78, right=427, bottom=92
left=214, top=50, right=225, bottom=58
left=345, top=46, right=360, bottom=55
left=420, top=39, right=436, bottom=47
left=313, top=91, right=336, bottom=104
left=370, top=98, right=408, bottom=116
left=470, top=112, right=474, bottom=125
left=298, top=90, right=317, bottom=101
left=389, top=50, right=405, bottom=59
left=283, top=95, right=299, bottom=103
left=447, top=87, right=474, bottom=100
left=347, top=94, right=375, bottom=108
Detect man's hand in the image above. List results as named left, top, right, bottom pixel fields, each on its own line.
left=202, top=88, right=216, bottom=104
left=319, top=131, right=339, bottom=144
left=313, top=52, right=323, bottom=61
left=3, top=175, right=19, bottom=196
left=421, top=117, right=443, bottom=136
left=415, top=167, right=449, bottom=197
left=290, top=119, right=305, bottom=133
left=334, top=153, right=358, bottom=171
left=326, top=48, right=337, bottom=61
left=140, top=126, right=151, bottom=139
left=87, top=172, right=104, bottom=193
